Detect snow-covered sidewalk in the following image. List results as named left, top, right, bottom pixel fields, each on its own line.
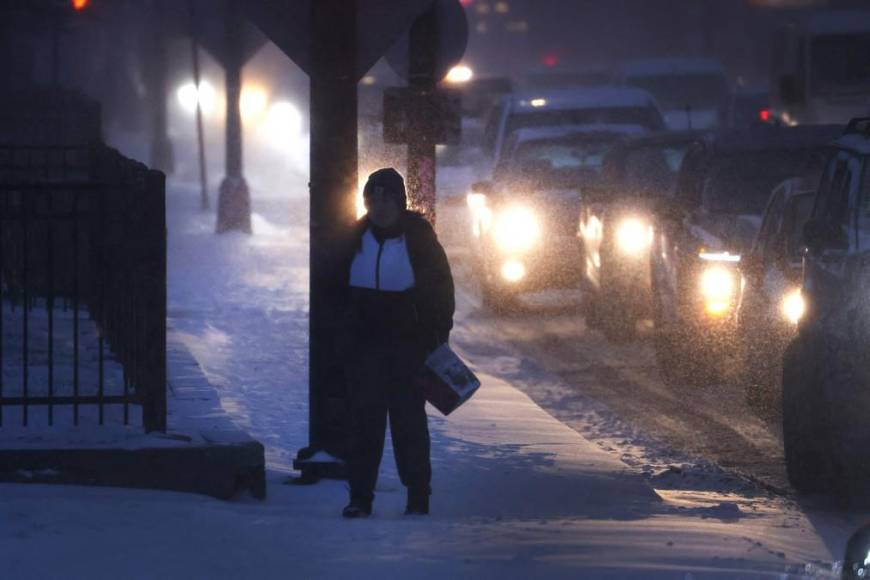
left=0, top=186, right=846, bottom=579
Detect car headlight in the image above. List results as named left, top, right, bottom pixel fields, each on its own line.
left=493, top=206, right=540, bottom=253
left=699, top=265, right=737, bottom=316
left=501, top=260, right=526, bottom=282
left=615, top=218, right=652, bottom=255
left=782, top=289, right=805, bottom=324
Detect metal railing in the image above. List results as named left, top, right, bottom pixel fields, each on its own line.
left=0, top=145, right=166, bottom=432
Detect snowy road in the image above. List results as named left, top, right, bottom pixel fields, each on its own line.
left=448, top=254, right=789, bottom=494
left=446, top=240, right=870, bottom=536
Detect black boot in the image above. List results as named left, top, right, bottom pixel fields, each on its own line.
left=405, top=488, right=430, bottom=515
left=342, top=499, right=372, bottom=518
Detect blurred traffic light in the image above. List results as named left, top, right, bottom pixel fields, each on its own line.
left=71, top=0, right=89, bottom=12
left=541, top=53, right=559, bottom=67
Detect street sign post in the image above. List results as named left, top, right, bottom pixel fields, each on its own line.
left=385, top=0, right=468, bottom=222
left=384, top=0, right=468, bottom=83
left=383, top=88, right=462, bottom=145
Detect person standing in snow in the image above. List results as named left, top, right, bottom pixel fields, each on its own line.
left=339, top=167, right=454, bottom=518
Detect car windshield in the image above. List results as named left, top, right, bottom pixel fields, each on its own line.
left=703, top=173, right=784, bottom=215
left=512, top=135, right=622, bottom=173
left=702, top=151, right=826, bottom=216
left=811, top=33, right=870, bottom=95
left=621, top=144, right=690, bottom=197
left=507, top=107, right=662, bottom=133
left=625, top=73, right=728, bottom=109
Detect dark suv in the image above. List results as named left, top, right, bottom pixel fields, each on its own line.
left=781, top=119, right=870, bottom=501
left=650, top=125, right=839, bottom=385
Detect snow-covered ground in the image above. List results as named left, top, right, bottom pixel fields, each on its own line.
left=0, top=180, right=861, bottom=579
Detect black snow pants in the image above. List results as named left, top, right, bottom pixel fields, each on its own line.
left=345, top=344, right=431, bottom=504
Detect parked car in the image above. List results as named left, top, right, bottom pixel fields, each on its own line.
left=735, top=176, right=818, bottom=413
left=481, top=87, right=665, bottom=174
left=618, top=57, right=730, bottom=130
left=579, top=130, right=701, bottom=340
left=650, top=125, right=839, bottom=385
left=469, top=124, right=642, bottom=311
left=781, top=118, right=870, bottom=501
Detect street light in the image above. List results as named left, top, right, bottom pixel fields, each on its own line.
left=240, top=86, right=268, bottom=123
left=176, top=81, right=217, bottom=115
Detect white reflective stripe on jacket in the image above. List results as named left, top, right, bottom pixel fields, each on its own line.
left=349, top=228, right=416, bottom=291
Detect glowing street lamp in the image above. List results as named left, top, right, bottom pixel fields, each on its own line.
left=176, top=81, right=217, bottom=115
left=261, top=101, right=303, bottom=149
left=240, top=86, right=268, bottom=123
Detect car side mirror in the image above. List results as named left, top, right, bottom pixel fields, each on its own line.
left=471, top=181, right=493, bottom=196
left=779, top=75, right=804, bottom=106
left=803, top=218, right=848, bottom=253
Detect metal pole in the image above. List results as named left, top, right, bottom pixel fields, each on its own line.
left=294, top=0, right=358, bottom=482
left=188, top=0, right=209, bottom=211
left=407, top=3, right=439, bottom=224
left=216, top=0, right=251, bottom=233
left=147, top=0, right=174, bottom=174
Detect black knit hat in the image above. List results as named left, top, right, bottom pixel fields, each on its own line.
left=363, top=167, right=407, bottom=209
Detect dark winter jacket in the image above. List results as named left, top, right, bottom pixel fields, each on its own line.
left=339, top=211, right=455, bottom=354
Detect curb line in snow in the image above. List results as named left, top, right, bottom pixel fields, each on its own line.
left=0, top=331, right=267, bottom=500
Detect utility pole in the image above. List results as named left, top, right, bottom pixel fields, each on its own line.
left=146, top=0, right=174, bottom=174
left=188, top=0, right=209, bottom=211
left=216, top=0, right=251, bottom=233
left=295, top=0, right=358, bottom=481
left=406, top=3, right=439, bottom=223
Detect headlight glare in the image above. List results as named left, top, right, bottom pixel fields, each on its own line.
left=616, top=218, right=651, bottom=254
left=700, top=265, right=736, bottom=316
left=493, top=207, right=540, bottom=253
left=782, top=289, right=806, bottom=324
left=501, top=260, right=526, bottom=282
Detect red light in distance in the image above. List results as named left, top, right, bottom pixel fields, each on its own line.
left=759, top=108, right=771, bottom=122
left=541, top=53, right=559, bottom=67
left=72, top=0, right=89, bottom=11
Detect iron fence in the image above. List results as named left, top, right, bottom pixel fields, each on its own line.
left=0, top=145, right=166, bottom=432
